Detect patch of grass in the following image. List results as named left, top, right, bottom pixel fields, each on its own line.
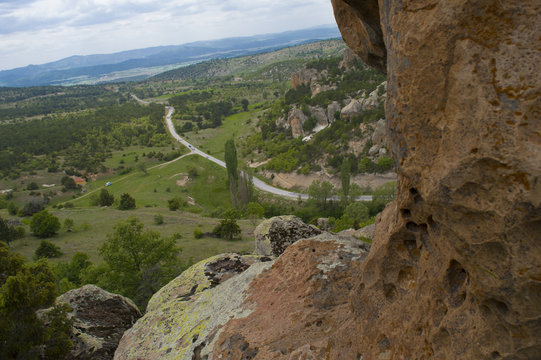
left=183, top=110, right=260, bottom=160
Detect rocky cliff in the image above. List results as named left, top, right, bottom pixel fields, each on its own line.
left=330, top=0, right=541, bottom=358
left=115, top=1, right=540, bottom=359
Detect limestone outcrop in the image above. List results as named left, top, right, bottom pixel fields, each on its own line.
left=254, top=215, right=322, bottom=256
left=329, top=0, right=541, bottom=358
left=50, top=285, right=141, bottom=360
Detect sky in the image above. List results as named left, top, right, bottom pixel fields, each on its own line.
left=0, top=0, right=336, bottom=71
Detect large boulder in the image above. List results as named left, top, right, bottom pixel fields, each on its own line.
left=51, top=285, right=141, bottom=360
left=212, top=233, right=371, bottom=359
left=340, top=98, right=363, bottom=120
left=330, top=0, right=541, bottom=358
left=254, top=215, right=322, bottom=256
left=309, top=105, right=329, bottom=130
left=287, top=108, right=307, bottom=138
left=114, top=253, right=273, bottom=360
left=326, top=101, right=341, bottom=122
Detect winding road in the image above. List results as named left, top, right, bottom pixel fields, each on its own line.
left=132, top=94, right=372, bottom=201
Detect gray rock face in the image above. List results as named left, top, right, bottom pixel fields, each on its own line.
left=327, top=101, right=341, bottom=122
left=56, top=285, right=141, bottom=360
left=340, top=98, right=363, bottom=120
left=371, top=118, right=387, bottom=146
left=254, top=215, right=322, bottom=256
left=309, top=106, right=329, bottom=129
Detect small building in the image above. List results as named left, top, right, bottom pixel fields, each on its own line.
left=72, top=176, right=87, bottom=186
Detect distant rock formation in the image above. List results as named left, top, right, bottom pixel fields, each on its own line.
left=43, top=285, right=141, bottom=360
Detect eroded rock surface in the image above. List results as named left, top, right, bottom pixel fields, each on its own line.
left=329, top=0, right=541, bottom=359
left=254, top=215, right=322, bottom=256
left=54, top=285, right=141, bottom=360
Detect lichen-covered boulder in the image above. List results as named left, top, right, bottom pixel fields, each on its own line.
left=114, top=253, right=273, bottom=360
left=54, top=285, right=141, bottom=360
left=254, top=215, right=322, bottom=257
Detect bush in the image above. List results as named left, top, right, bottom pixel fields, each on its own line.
left=7, top=202, right=17, bottom=215
left=30, top=210, right=61, bottom=238
left=118, top=193, right=136, bottom=210
left=63, top=218, right=74, bottom=231
left=99, top=189, right=114, bottom=206
left=213, top=218, right=241, bottom=241
left=35, top=240, right=63, bottom=259
left=154, top=214, right=164, bottom=225
left=26, top=182, right=39, bottom=190
left=193, top=228, right=203, bottom=239
left=22, top=198, right=46, bottom=216
left=168, top=197, right=185, bottom=211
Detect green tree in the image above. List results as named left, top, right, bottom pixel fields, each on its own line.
left=154, top=214, right=164, bottom=225
left=94, top=217, right=180, bottom=308
left=225, top=139, right=238, bottom=182
left=54, top=252, right=92, bottom=293
left=241, top=99, right=249, bottom=111
left=61, top=176, right=77, bottom=190
left=213, top=218, right=241, bottom=241
left=0, top=217, right=25, bottom=247
left=340, top=158, right=351, bottom=202
left=0, top=242, right=72, bottom=359
left=308, top=180, right=335, bottom=210
left=7, top=202, right=17, bottom=216
left=246, top=202, right=265, bottom=225
left=26, top=182, right=39, bottom=191
left=225, top=139, right=239, bottom=208
left=99, top=189, right=114, bottom=206
left=118, top=193, right=136, bottom=210
left=344, top=202, right=370, bottom=226
left=30, top=210, right=61, bottom=238
left=168, top=197, right=185, bottom=211
left=35, top=240, right=63, bottom=259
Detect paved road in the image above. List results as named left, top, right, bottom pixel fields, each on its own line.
left=162, top=105, right=372, bottom=202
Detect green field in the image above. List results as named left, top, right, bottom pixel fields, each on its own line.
left=181, top=110, right=260, bottom=161
left=2, top=152, right=259, bottom=267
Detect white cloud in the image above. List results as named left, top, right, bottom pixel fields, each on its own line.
left=0, top=0, right=335, bottom=70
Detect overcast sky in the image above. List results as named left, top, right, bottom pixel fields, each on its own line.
left=0, top=0, right=336, bottom=71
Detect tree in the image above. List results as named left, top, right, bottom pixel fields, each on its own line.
left=344, top=202, right=370, bottom=225
left=26, top=182, right=39, bottom=190
left=118, top=193, right=136, bottom=210
left=308, top=180, right=335, bottom=210
left=168, top=197, right=185, bottom=211
left=35, top=240, right=63, bottom=259
left=340, top=158, right=351, bottom=202
left=99, top=189, right=114, bottom=206
left=246, top=202, right=265, bottom=225
left=61, top=176, right=77, bottom=191
left=213, top=218, right=241, bottom=241
left=0, top=242, right=72, bottom=358
left=0, top=217, right=25, bottom=247
left=241, top=99, right=249, bottom=111
left=224, top=139, right=238, bottom=182
left=30, top=210, right=61, bottom=238
left=94, top=217, right=181, bottom=308
left=7, top=202, right=17, bottom=216
left=225, top=139, right=239, bottom=208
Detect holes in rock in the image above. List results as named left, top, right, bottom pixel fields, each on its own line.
left=398, top=267, right=415, bottom=289
left=410, top=187, right=423, bottom=203
left=192, top=342, right=206, bottom=360
left=406, top=222, right=419, bottom=232
left=484, top=298, right=510, bottom=316
left=446, top=260, right=468, bottom=308
left=378, top=337, right=391, bottom=350
left=383, top=284, right=398, bottom=301
left=491, top=351, right=501, bottom=359
left=432, top=299, right=448, bottom=327
left=401, top=209, right=411, bottom=217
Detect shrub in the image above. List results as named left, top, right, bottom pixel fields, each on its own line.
left=30, top=210, right=61, bottom=238
left=193, top=228, right=203, bottom=239
left=35, top=240, right=63, bottom=259
left=213, top=218, right=241, bottom=241
left=26, top=182, right=39, bottom=190
left=99, top=189, right=114, bottom=206
left=154, top=214, right=164, bottom=225
left=168, top=197, right=185, bottom=211
left=118, top=193, right=136, bottom=210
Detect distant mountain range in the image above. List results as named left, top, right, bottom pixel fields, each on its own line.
left=0, top=25, right=340, bottom=87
